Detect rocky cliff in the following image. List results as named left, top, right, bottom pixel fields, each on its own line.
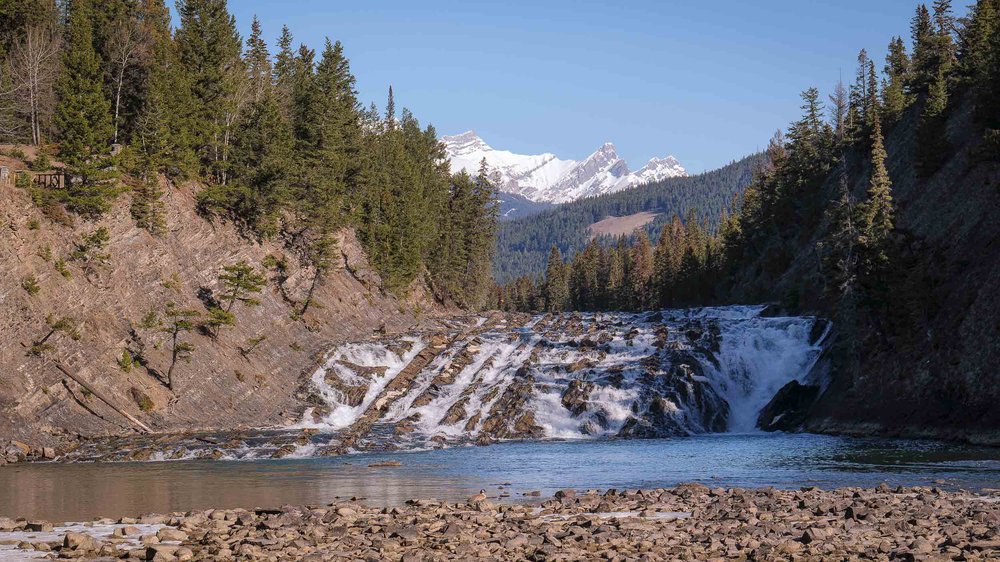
left=0, top=155, right=454, bottom=456
left=734, top=96, right=1000, bottom=445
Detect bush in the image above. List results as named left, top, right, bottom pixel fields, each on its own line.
left=54, top=259, right=71, bottom=278
left=130, top=387, right=154, bottom=412
left=30, top=152, right=51, bottom=172
left=118, top=350, right=134, bottom=373
left=21, top=275, right=40, bottom=295
left=27, top=219, right=40, bottom=230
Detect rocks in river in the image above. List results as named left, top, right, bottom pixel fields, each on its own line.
left=4, top=484, right=994, bottom=561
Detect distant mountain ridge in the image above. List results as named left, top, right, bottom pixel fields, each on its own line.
left=443, top=131, right=687, bottom=204
left=493, top=153, right=764, bottom=282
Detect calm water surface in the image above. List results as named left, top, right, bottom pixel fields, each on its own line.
left=2, top=433, right=998, bottom=521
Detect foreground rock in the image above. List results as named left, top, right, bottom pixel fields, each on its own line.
left=3, top=485, right=999, bottom=561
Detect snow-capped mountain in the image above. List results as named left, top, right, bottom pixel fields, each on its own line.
left=442, top=131, right=687, bottom=204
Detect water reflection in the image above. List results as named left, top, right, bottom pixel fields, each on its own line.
left=1, top=433, right=997, bottom=522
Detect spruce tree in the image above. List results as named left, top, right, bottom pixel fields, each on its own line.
left=134, top=0, right=197, bottom=177
left=858, top=114, right=894, bottom=287
left=882, top=37, right=911, bottom=126
left=55, top=0, right=117, bottom=219
left=174, top=0, right=243, bottom=182
left=911, top=4, right=936, bottom=93
left=628, top=231, right=653, bottom=309
left=544, top=246, right=569, bottom=312
left=245, top=16, right=270, bottom=104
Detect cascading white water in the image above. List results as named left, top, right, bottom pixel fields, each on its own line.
left=296, top=305, right=828, bottom=445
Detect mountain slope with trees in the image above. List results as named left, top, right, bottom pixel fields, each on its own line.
left=0, top=0, right=498, bottom=311
left=505, top=0, right=1000, bottom=443
left=493, top=153, right=763, bottom=283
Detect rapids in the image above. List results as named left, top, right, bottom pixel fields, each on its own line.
left=297, top=305, right=830, bottom=447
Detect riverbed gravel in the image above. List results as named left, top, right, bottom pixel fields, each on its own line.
left=1, top=483, right=998, bottom=561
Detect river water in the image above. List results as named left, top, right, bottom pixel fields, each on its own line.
left=2, top=433, right=998, bottom=522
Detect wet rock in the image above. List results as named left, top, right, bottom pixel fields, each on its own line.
left=561, top=380, right=594, bottom=416
left=155, top=528, right=187, bottom=542
left=63, top=531, right=95, bottom=551
left=757, top=380, right=820, bottom=432
left=25, top=520, right=52, bottom=532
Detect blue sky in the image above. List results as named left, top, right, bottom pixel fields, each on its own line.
left=175, top=1, right=960, bottom=173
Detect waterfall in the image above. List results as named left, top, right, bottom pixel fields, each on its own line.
left=296, top=305, right=828, bottom=447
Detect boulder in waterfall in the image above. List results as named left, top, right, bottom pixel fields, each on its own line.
left=757, top=380, right=820, bottom=431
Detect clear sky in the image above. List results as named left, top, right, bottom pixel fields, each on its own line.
left=175, top=1, right=962, bottom=173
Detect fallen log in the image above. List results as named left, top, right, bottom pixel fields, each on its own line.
left=54, top=362, right=152, bottom=434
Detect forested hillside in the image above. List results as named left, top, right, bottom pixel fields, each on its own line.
left=493, top=154, right=762, bottom=282
left=0, top=0, right=497, bottom=309
left=505, top=0, right=1000, bottom=442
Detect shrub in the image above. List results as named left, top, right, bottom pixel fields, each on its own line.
left=118, top=350, right=134, bottom=373
left=30, top=152, right=51, bottom=172
left=27, top=219, right=40, bottom=230
left=36, top=245, right=52, bottom=262
left=21, top=276, right=40, bottom=295
left=54, top=259, right=71, bottom=278
left=130, top=387, right=154, bottom=412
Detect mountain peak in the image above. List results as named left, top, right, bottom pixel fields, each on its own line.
left=443, top=132, right=686, bottom=204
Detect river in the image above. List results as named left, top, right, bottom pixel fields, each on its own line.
left=2, top=433, right=998, bottom=522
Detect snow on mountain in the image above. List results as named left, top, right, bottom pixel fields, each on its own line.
left=442, top=131, right=687, bottom=204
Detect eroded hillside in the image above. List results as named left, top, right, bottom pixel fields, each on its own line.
left=0, top=159, right=455, bottom=453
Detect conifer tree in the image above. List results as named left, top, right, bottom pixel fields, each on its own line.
left=628, top=231, right=653, bottom=309
left=858, top=114, right=895, bottom=287
left=819, top=174, right=859, bottom=300
left=829, top=80, right=849, bottom=143
left=543, top=246, right=569, bottom=312
left=134, top=0, right=197, bottom=177
left=197, top=17, right=293, bottom=238
left=174, top=0, right=243, bottom=183
left=245, top=16, right=270, bottom=104
left=55, top=0, right=117, bottom=218
left=882, top=37, right=911, bottom=126
left=218, top=261, right=266, bottom=313
left=847, top=49, right=870, bottom=142
left=911, top=4, right=936, bottom=92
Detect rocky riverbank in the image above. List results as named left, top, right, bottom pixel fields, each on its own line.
left=1, top=484, right=998, bottom=561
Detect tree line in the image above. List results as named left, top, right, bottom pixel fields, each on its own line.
left=493, top=153, right=763, bottom=284
left=501, top=0, right=1000, bottom=324
left=0, top=0, right=497, bottom=309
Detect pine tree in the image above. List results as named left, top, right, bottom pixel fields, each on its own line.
left=858, top=114, right=894, bottom=285
left=848, top=49, right=870, bottom=142
left=272, top=25, right=295, bottom=117
left=829, top=80, right=849, bottom=143
left=961, top=0, right=1000, bottom=125
left=197, top=17, right=294, bottom=238
left=218, top=261, right=266, bottom=313
left=819, top=174, right=859, bottom=300
left=543, top=245, right=569, bottom=312
left=162, top=301, right=199, bottom=391
left=245, top=16, right=270, bottom=104
left=628, top=231, right=653, bottom=309
left=882, top=37, right=911, bottom=126
left=54, top=0, right=118, bottom=219
left=911, top=4, right=936, bottom=93
left=134, top=0, right=197, bottom=177
left=174, top=0, right=243, bottom=182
